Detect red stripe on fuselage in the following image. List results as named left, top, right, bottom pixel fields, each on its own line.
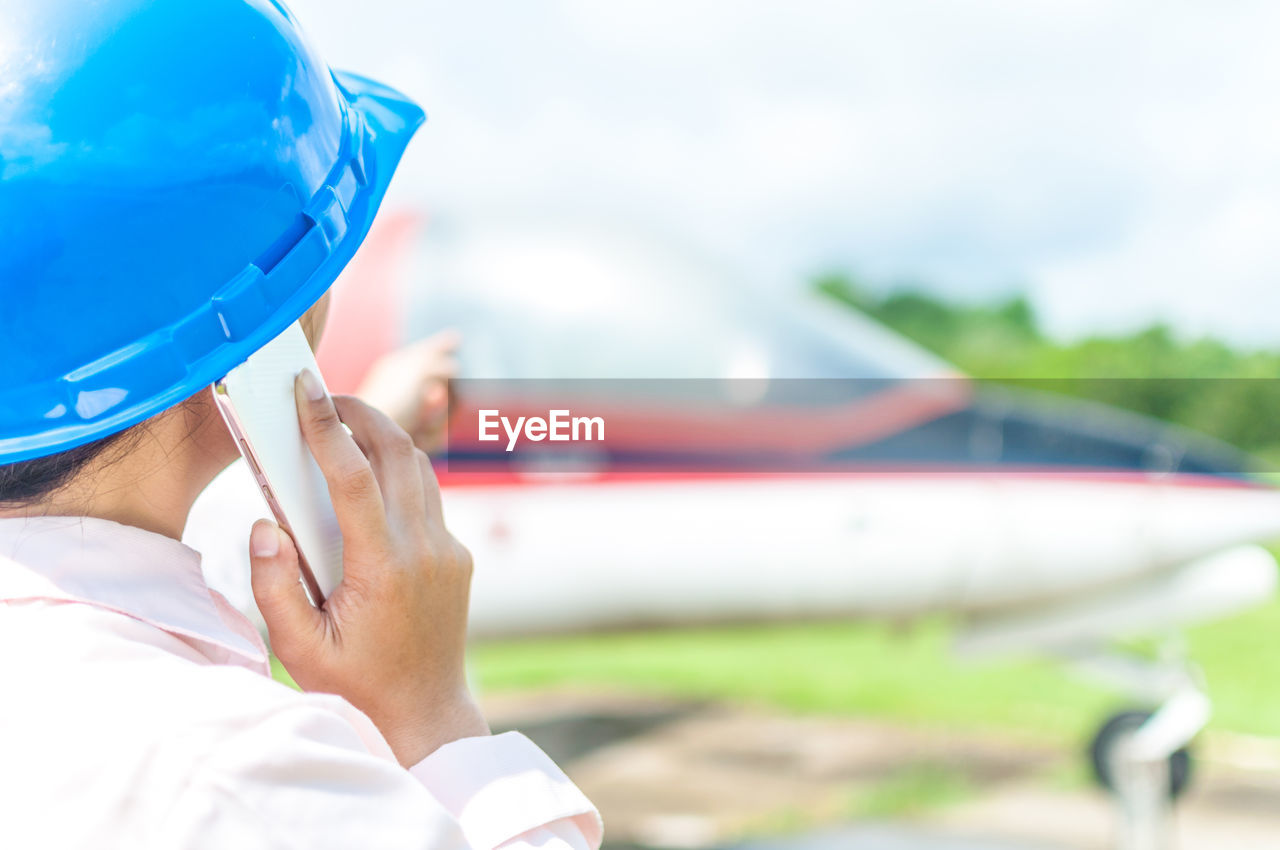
left=434, top=466, right=1271, bottom=491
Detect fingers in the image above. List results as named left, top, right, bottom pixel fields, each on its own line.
left=397, top=334, right=460, bottom=388
left=423, top=327, right=462, bottom=359
left=353, top=331, right=462, bottom=446
left=295, top=370, right=388, bottom=552
left=331, top=395, right=427, bottom=525
left=249, top=520, right=325, bottom=658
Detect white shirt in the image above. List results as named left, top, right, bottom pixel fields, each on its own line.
left=0, top=516, right=603, bottom=850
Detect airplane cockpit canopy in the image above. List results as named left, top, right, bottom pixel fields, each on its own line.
left=405, top=220, right=956, bottom=382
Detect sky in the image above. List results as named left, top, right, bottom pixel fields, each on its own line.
left=288, top=0, right=1280, bottom=344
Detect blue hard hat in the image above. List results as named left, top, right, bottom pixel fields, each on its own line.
left=0, top=0, right=424, bottom=463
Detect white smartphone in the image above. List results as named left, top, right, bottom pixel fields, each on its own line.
left=212, top=322, right=344, bottom=607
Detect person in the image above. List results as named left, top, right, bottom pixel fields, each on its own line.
left=0, top=1, right=602, bottom=848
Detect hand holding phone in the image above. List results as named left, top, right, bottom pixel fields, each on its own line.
left=248, top=384, right=489, bottom=764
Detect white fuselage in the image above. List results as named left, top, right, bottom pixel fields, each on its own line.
left=449, top=473, right=1280, bottom=637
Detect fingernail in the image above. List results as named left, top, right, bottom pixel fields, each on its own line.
left=251, top=521, right=280, bottom=557
left=299, top=368, right=325, bottom=401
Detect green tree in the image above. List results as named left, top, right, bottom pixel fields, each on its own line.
left=813, top=272, right=1280, bottom=457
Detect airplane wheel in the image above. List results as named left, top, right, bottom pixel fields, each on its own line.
left=1088, top=709, right=1192, bottom=801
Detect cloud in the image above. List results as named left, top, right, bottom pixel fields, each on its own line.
left=289, top=0, right=1280, bottom=343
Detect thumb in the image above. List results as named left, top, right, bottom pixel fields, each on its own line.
left=249, top=520, right=326, bottom=659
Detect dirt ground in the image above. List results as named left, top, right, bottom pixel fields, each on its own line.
left=482, top=689, right=1280, bottom=850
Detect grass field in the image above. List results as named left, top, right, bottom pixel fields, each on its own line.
left=267, top=585, right=1280, bottom=745
left=467, top=593, right=1280, bottom=746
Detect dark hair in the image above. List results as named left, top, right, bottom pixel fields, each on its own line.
left=0, top=430, right=136, bottom=505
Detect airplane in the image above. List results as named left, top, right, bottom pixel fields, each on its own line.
left=190, top=211, right=1280, bottom=847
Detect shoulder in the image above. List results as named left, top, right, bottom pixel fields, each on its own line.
left=0, top=599, right=461, bottom=847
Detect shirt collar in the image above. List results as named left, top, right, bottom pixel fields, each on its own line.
left=0, top=515, right=267, bottom=667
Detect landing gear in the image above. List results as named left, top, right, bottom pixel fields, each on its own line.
left=1089, top=709, right=1193, bottom=801
left=1084, top=689, right=1209, bottom=850
left=959, top=616, right=1211, bottom=850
